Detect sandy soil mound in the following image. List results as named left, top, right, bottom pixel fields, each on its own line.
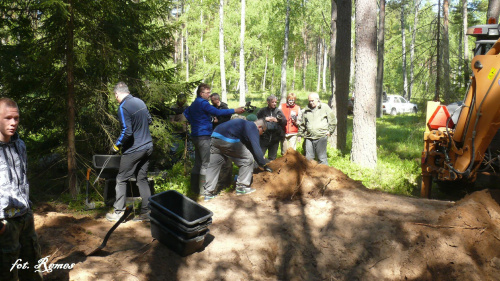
left=254, top=149, right=365, bottom=199
left=32, top=150, right=500, bottom=280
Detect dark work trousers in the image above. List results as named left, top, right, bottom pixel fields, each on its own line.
left=114, top=147, right=153, bottom=213
left=260, top=136, right=280, bottom=160
left=191, top=136, right=211, bottom=194
left=191, top=136, right=211, bottom=176
left=0, top=210, right=43, bottom=281
left=304, top=136, right=329, bottom=165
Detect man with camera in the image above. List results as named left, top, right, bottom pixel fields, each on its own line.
left=256, top=95, right=286, bottom=161
left=210, top=93, right=231, bottom=129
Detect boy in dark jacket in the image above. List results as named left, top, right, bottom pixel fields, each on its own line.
left=0, top=98, right=43, bottom=280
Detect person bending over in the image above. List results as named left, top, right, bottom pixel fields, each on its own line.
left=202, top=118, right=272, bottom=201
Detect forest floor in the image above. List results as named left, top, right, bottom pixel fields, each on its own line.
left=34, top=149, right=500, bottom=281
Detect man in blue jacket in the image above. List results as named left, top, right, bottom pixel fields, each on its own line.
left=202, top=118, right=273, bottom=201
left=184, top=83, right=244, bottom=195
left=106, top=82, right=153, bottom=222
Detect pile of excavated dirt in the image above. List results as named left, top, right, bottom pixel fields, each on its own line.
left=253, top=149, right=365, bottom=199
left=32, top=149, right=500, bottom=280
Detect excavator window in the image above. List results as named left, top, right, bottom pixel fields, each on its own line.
left=474, top=42, right=495, bottom=56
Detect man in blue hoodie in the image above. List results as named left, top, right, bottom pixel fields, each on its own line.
left=202, top=118, right=272, bottom=201
left=107, top=82, right=154, bottom=222
left=0, top=98, right=43, bottom=280
left=184, top=83, right=245, bottom=195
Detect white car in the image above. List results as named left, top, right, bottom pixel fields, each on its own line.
left=382, top=95, right=418, bottom=115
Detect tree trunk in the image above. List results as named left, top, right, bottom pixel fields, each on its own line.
left=262, top=51, right=268, bottom=91
left=174, top=2, right=180, bottom=64
left=351, top=0, right=377, bottom=168
left=219, top=0, right=227, bottom=103
left=462, top=0, right=469, bottom=84
left=66, top=0, right=78, bottom=198
left=328, top=0, right=337, bottom=113
left=401, top=1, right=408, bottom=99
left=334, top=0, right=350, bottom=152
left=316, top=39, right=322, bottom=92
left=181, top=26, right=184, bottom=64
left=280, top=0, right=290, bottom=104
left=186, top=27, right=189, bottom=82
left=443, top=0, right=450, bottom=103
left=302, top=29, right=308, bottom=91
left=271, top=57, right=275, bottom=92
left=303, top=51, right=307, bottom=91
left=200, top=0, right=206, bottom=64
left=322, top=39, right=328, bottom=92
left=434, top=0, right=441, bottom=101
left=292, top=57, right=296, bottom=90
left=487, top=0, right=500, bottom=23
left=376, top=0, right=386, bottom=117
left=409, top=0, right=421, bottom=102
left=350, top=13, right=356, bottom=85
left=239, top=0, right=246, bottom=107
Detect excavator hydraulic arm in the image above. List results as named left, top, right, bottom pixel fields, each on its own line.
left=421, top=37, right=500, bottom=198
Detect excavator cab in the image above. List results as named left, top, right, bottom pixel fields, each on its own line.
left=467, top=22, right=500, bottom=55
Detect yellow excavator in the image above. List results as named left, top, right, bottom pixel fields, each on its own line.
left=421, top=21, right=500, bottom=198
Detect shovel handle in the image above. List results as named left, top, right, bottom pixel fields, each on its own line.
left=99, top=205, right=134, bottom=248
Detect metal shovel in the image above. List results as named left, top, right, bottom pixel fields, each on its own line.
left=87, top=205, right=133, bottom=256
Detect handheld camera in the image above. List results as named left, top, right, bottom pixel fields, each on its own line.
left=244, top=101, right=257, bottom=113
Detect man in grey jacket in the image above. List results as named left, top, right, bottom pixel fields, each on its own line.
left=0, top=98, right=43, bottom=280
left=298, top=93, right=336, bottom=165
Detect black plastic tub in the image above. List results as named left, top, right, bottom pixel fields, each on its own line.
left=148, top=190, right=213, bottom=227
left=149, top=210, right=212, bottom=239
left=150, top=216, right=209, bottom=256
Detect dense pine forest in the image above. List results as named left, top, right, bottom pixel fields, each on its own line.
left=0, top=0, right=492, bottom=198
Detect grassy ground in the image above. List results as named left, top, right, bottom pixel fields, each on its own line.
left=327, top=114, right=424, bottom=196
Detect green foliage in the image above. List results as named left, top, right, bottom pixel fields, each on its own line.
left=152, top=162, right=191, bottom=195
left=0, top=0, right=198, bottom=195
left=329, top=114, right=423, bottom=196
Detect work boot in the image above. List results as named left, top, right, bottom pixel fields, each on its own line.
left=106, top=210, right=124, bottom=222
left=190, top=173, right=200, bottom=195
